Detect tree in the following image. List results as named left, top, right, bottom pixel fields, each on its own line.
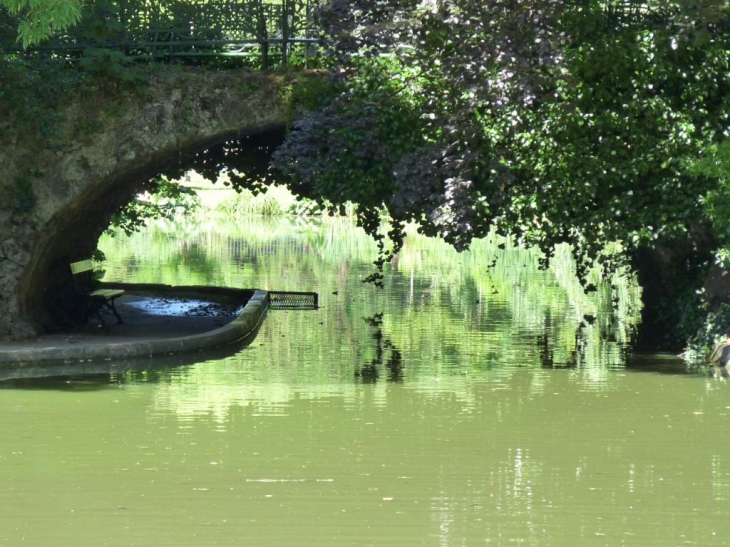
left=1, top=0, right=82, bottom=47
left=271, top=0, right=730, bottom=345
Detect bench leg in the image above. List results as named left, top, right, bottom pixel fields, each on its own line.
left=84, top=296, right=123, bottom=328
left=108, top=297, right=124, bottom=324
left=86, top=303, right=108, bottom=329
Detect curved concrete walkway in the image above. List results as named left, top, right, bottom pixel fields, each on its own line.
left=0, top=285, right=269, bottom=366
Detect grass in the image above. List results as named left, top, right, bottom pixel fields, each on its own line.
left=178, top=170, right=357, bottom=219
left=215, top=185, right=298, bottom=217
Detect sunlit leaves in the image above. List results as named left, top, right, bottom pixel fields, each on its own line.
left=2, top=0, right=83, bottom=47
left=109, top=176, right=199, bottom=237
left=273, top=0, right=730, bottom=292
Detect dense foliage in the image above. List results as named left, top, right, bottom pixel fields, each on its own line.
left=0, top=0, right=82, bottom=47
left=3, top=0, right=730, bottom=351
left=108, top=176, right=200, bottom=237
left=272, top=0, right=730, bottom=293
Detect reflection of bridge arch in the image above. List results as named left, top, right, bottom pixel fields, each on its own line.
left=2, top=69, right=301, bottom=339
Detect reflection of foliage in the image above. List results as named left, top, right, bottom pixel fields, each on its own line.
left=99, top=216, right=641, bottom=380
left=169, top=241, right=221, bottom=283
left=357, top=313, right=403, bottom=383
left=93, top=216, right=647, bottom=422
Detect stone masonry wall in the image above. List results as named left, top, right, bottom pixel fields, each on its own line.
left=0, top=68, right=296, bottom=340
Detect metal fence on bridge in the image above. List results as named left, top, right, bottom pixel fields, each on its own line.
left=5, top=0, right=323, bottom=68
left=2, top=1, right=699, bottom=67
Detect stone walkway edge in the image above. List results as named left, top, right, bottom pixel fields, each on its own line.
left=0, top=288, right=269, bottom=365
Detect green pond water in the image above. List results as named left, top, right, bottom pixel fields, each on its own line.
left=2, top=215, right=730, bottom=547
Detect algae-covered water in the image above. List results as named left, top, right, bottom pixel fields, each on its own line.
left=2, top=215, right=729, bottom=547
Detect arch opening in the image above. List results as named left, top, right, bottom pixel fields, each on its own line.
left=17, top=124, right=287, bottom=333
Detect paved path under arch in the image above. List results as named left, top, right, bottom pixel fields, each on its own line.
left=0, top=286, right=268, bottom=367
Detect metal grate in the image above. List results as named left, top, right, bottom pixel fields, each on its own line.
left=268, top=291, right=318, bottom=310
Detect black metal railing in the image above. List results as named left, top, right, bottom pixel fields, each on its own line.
left=4, top=0, right=323, bottom=68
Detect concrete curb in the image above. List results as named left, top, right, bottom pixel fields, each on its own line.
left=0, top=288, right=269, bottom=365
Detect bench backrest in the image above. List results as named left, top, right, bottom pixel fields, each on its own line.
left=69, top=259, right=97, bottom=294
left=70, top=259, right=94, bottom=276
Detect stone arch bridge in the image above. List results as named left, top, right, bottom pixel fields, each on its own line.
left=0, top=68, right=305, bottom=340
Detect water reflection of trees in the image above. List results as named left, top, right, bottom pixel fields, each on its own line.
left=99, top=216, right=642, bottom=386
left=356, top=313, right=404, bottom=383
